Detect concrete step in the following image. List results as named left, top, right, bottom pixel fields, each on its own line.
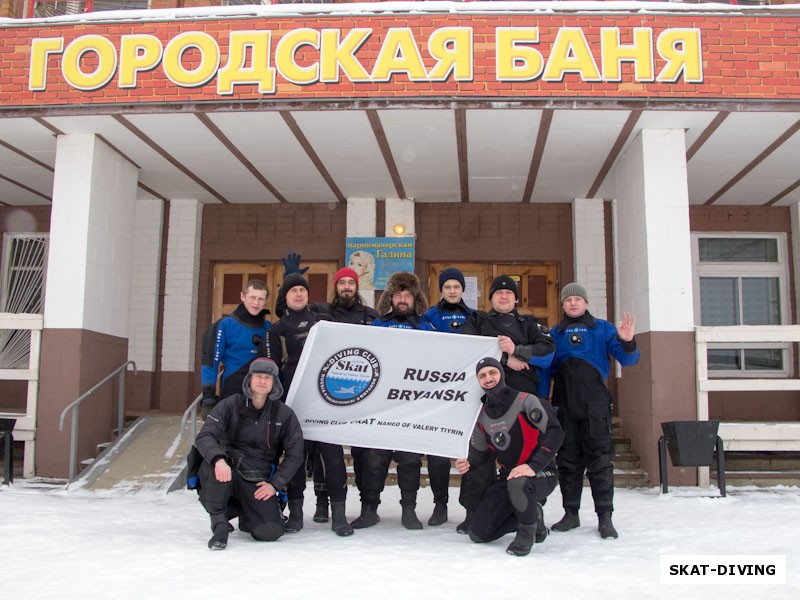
left=722, top=451, right=800, bottom=472
left=712, top=470, right=800, bottom=487
left=614, top=452, right=641, bottom=470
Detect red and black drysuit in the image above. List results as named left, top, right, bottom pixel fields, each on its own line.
left=463, top=379, right=564, bottom=544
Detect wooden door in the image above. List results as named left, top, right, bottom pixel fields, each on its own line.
left=428, top=262, right=560, bottom=327
left=212, top=262, right=273, bottom=322
left=493, top=264, right=559, bottom=328
left=427, top=262, right=492, bottom=311
left=212, top=261, right=338, bottom=323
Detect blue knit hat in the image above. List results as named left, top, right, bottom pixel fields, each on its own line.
left=439, top=267, right=466, bottom=291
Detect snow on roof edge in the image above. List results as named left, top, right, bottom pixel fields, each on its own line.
left=2, top=2, right=800, bottom=28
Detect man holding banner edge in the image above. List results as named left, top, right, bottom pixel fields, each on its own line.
left=457, top=275, right=556, bottom=534
left=456, top=356, right=564, bottom=557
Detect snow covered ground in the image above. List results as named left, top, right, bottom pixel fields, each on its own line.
left=1, top=482, right=797, bottom=599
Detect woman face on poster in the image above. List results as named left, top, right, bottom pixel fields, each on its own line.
left=349, top=251, right=375, bottom=290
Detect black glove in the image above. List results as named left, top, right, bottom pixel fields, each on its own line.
left=281, top=252, right=309, bottom=276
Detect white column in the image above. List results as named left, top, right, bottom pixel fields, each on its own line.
left=791, top=202, right=800, bottom=325
left=44, top=134, right=138, bottom=337
left=611, top=129, right=694, bottom=333
left=347, top=197, right=377, bottom=307
left=385, top=197, right=416, bottom=237
left=572, top=198, right=607, bottom=320
left=128, top=199, right=164, bottom=372
left=160, top=199, right=202, bottom=372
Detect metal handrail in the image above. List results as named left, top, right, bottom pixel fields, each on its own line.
left=179, top=393, right=204, bottom=449
left=58, top=360, right=137, bottom=480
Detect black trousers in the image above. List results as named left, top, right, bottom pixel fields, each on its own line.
left=287, top=441, right=348, bottom=502
left=458, top=457, right=497, bottom=515
left=359, top=449, right=422, bottom=506
left=198, top=461, right=283, bottom=540
left=351, top=446, right=366, bottom=492
left=426, top=455, right=452, bottom=505
left=469, top=473, right=557, bottom=543
left=556, top=403, right=616, bottom=514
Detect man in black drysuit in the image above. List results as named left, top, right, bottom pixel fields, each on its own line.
left=195, top=358, right=303, bottom=550
left=261, top=273, right=354, bottom=537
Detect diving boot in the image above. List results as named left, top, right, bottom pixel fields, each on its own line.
left=330, top=501, right=355, bottom=537
left=313, top=498, right=329, bottom=523
left=552, top=509, right=580, bottom=532
left=456, top=512, right=472, bottom=535
left=207, top=515, right=229, bottom=550
left=284, top=499, right=304, bottom=533
left=427, top=503, right=448, bottom=527
left=598, top=512, right=619, bottom=539
left=401, top=504, right=423, bottom=530
left=534, top=503, right=549, bottom=543
left=506, top=522, right=536, bottom=557
left=350, top=503, right=380, bottom=529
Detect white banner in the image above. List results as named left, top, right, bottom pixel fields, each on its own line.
left=285, top=321, right=501, bottom=458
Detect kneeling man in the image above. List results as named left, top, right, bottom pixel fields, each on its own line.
left=456, top=357, right=564, bottom=556
left=196, top=358, right=304, bottom=550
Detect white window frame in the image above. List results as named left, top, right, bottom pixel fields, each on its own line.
left=0, top=233, right=50, bottom=314
left=691, top=232, right=792, bottom=378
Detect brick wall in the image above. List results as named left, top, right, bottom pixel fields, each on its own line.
left=2, top=11, right=798, bottom=107
left=162, top=199, right=202, bottom=372
left=573, top=198, right=608, bottom=320
left=415, top=202, right=573, bottom=278
left=128, top=199, right=164, bottom=373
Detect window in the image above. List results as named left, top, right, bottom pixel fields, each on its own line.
left=0, top=234, right=48, bottom=369
left=692, top=234, right=790, bottom=376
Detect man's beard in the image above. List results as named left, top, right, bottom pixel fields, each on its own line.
left=337, top=293, right=356, bottom=308
left=393, top=303, right=414, bottom=316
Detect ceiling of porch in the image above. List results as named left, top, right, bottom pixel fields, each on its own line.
left=1, top=102, right=799, bottom=208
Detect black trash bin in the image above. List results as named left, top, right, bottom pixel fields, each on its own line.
left=662, top=420, right=720, bottom=466
left=658, top=420, right=726, bottom=496
left=0, top=417, right=16, bottom=486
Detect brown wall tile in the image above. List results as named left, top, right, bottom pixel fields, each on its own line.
left=37, top=328, right=128, bottom=478
left=618, top=331, right=699, bottom=486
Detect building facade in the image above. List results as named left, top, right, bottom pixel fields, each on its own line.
left=0, top=2, right=798, bottom=483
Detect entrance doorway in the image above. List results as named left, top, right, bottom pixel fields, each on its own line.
left=212, top=261, right=339, bottom=323
left=427, top=263, right=560, bottom=327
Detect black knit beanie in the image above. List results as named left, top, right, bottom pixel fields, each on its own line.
left=489, top=275, right=518, bottom=300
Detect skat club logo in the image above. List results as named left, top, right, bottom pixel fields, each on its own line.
left=318, top=347, right=381, bottom=406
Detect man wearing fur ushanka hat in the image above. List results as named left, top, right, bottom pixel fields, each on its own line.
left=372, top=271, right=436, bottom=331
left=351, top=272, right=435, bottom=532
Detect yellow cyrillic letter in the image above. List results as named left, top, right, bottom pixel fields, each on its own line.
left=163, top=32, right=219, bottom=88
left=496, top=28, right=543, bottom=82
left=119, top=34, right=163, bottom=88
left=371, top=28, right=428, bottom=81
left=428, top=27, right=473, bottom=81
left=274, top=29, right=320, bottom=85
left=657, top=29, right=703, bottom=83
left=543, top=28, right=601, bottom=82
left=601, top=27, right=654, bottom=82
left=29, top=37, right=64, bottom=91
left=218, top=31, right=276, bottom=94
left=320, top=29, right=371, bottom=83
left=62, top=35, right=117, bottom=91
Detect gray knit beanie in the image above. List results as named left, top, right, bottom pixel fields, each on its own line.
left=560, top=282, right=589, bottom=304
